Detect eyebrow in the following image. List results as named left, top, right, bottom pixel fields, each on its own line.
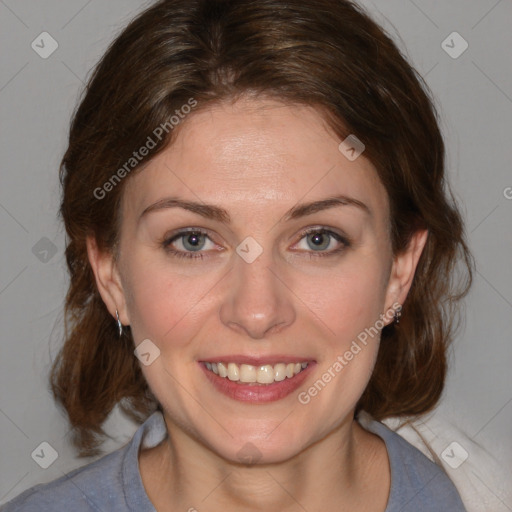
left=139, top=195, right=371, bottom=224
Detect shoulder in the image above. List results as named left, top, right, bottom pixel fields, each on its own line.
left=1, top=412, right=165, bottom=512
left=0, top=449, right=127, bottom=512
left=361, top=416, right=467, bottom=512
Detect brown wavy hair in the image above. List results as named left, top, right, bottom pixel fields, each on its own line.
left=52, top=0, right=474, bottom=456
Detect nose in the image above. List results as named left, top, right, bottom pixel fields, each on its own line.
left=219, top=253, right=296, bottom=339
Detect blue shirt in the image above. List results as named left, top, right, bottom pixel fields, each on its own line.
left=1, top=411, right=467, bottom=511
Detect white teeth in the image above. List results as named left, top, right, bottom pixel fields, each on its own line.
left=257, top=365, right=274, bottom=384
left=273, top=363, right=287, bottom=382
left=205, top=361, right=309, bottom=384
left=217, top=362, right=228, bottom=378
left=227, top=362, right=240, bottom=381
left=240, top=364, right=257, bottom=383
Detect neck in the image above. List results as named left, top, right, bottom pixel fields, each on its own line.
left=140, top=413, right=388, bottom=512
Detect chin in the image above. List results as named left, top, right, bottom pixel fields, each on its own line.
left=204, top=422, right=315, bottom=466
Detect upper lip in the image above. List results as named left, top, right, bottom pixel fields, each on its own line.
left=199, top=355, right=315, bottom=366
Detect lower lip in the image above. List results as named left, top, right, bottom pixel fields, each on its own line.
left=200, top=363, right=315, bottom=403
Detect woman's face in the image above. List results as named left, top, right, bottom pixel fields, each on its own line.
left=96, top=97, right=421, bottom=463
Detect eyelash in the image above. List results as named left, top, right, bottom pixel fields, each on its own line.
left=161, top=227, right=351, bottom=260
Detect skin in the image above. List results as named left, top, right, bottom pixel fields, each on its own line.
left=87, top=96, right=427, bottom=512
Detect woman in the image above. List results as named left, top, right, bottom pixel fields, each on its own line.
left=2, top=0, right=473, bottom=510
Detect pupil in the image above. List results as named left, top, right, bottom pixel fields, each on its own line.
left=184, top=232, right=205, bottom=251
left=307, top=232, right=329, bottom=250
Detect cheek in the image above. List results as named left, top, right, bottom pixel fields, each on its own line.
left=292, top=254, right=389, bottom=347
left=291, top=260, right=388, bottom=423
left=122, top=256, right=223, bottom=346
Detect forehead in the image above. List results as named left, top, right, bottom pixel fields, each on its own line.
left=122, top=97, right=388, bottom=223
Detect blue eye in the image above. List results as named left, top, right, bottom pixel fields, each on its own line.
left=305, top=231, right=333, bottom=251
left=162, top=229, right=215, bottom=259
left=162, top=227, right=350, bottom=261
left=294, top=228, right=350, bottom=256
left=178, top=232, right=208, bottom=251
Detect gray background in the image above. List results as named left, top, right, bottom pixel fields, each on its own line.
left=1, top=0, right=511, bottom=508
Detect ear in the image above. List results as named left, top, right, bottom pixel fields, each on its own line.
left=86, top=235, right=130, bottom=326
left=383, top=229, right=428, bottom=324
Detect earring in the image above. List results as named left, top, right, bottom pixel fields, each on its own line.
left=393, top=305, right=402, bottom=325
left=115, top=309, right=123, bottom=337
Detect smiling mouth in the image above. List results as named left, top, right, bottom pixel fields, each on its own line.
left=203, top=361, right=309, bottom=385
